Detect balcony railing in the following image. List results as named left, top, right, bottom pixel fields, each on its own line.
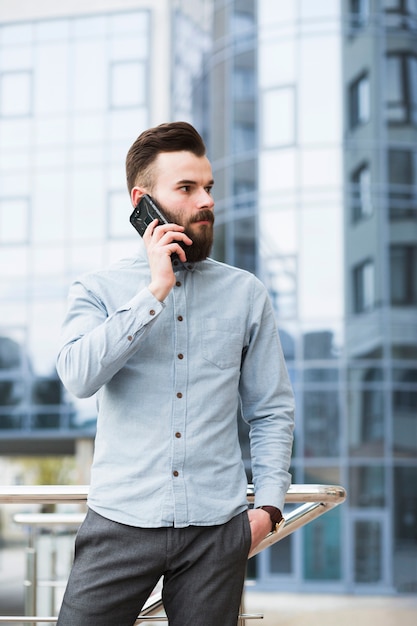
left=0, top=483, right=346, bottom=625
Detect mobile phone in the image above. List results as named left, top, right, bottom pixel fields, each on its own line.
left=130, top=194, right=169, bottom=237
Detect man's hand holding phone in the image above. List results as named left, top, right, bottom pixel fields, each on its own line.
left=130, top=195, right=192, bottom=302
left=144, top=219, right=192, bottom=302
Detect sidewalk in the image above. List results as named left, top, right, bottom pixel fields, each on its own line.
left=245, top=590, right=417, bottom=626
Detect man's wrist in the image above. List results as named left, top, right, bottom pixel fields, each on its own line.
left=256, top=506, right=284, bottom=533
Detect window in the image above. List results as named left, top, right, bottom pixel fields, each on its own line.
left=262, top=86, right=296, bottom=147
left=0, top=71, right=32, bottom=117
left=385, top=0, right=417, bottom=30
left=386, top=53, right=417, bottom=124
left=109, top=61, right=146, bottom=109
left=350, top=0, right=370, bottom=29
left=390, top=245, right=417, bottom=305
left=353, top=259, right=375, bottom=313
left=0, top=198, right=30, bottom=244
left=349, top=73, right=370, bottom=129
left=351, top=163, right=373, bottom=221
left=388, top=149, right=417, bottom=218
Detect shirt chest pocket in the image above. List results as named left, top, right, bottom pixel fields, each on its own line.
left=201, top=318, right=244, bottom=370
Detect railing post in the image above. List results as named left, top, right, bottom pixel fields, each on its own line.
left=24, top=526, right=37, bottom=626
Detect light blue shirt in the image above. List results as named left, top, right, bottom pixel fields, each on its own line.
left=57, top=242, right=294, bottom=528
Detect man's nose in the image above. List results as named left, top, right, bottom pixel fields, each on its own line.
left=197, top=188, right=214, bottom=209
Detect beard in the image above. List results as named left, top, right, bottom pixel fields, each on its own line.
left=159, top=206, right=214, bottom=263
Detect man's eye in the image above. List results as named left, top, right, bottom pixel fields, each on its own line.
left=180, top=185, right=190, bottom=192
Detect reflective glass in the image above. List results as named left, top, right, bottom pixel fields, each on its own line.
left=303, top=507, right=341, bottom=580
left=110, top=61, right=146, bottom=109
left=348, top=386, right=384, bottom=457
left=70, top=169, right=106, bottom=240
left=34, top=44, right=69, bottom=114
left=303, top=390, right=340, bottom=457
left=0, top=23, right=33, bottom=45
left=259, top=40, right=295, bottom=88
left=349, top=465, right=385, bottom=507
left=259, top=0, right=296, bottom=25
left=0, top=198, right=29, bottom=244
left=108, top=190, right=132, bottom=238
left=32, top=173, right=68, bottom=243
left=299, top=37, right=341, bottom=143
left=0, top=119, right=32, bottom=150
left=34, top=19, right=70, bottom=41
left=0, top=71, right=32, bottom=117
left=110, top=12, right=149, bottom=34
left=73, top=41, right=107, bottom=111
left=262, top=87, right=295, bottom=147
left=354, top=521, right=382, bottom=583
left=0, top=45, right=32, bottom=71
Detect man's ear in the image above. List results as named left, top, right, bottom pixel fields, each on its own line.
left=131, top=186, right=147, bottom=208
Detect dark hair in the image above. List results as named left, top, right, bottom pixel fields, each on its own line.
left=126, top=121, right=206, bottom=193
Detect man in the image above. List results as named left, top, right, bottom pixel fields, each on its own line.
left=56, top=121, right=294, bottom=626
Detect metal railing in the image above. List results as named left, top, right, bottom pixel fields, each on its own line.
left=0, top=483, right=346, bottom=624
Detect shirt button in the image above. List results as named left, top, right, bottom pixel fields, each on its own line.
left=176, top=281, right=182, bottom=287
left=177, top=315, right=183, bottom=322
left=127, top=335, right=133, bottom=341
left=175, top=432, right=182, bottom=438
left=149, top=309, right=155, bottom=316
left=176, top=392, right=183, bottom=398
left=177, top=353, right=184, bottom=360
left=173, top=470, right=179, bottom=477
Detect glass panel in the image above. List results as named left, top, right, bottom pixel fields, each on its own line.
left=358, top=75, right=370, bottom=122
left=110, top=11, right=149, bottom=34
left=262, top=87, right=295, bottom=147
left=394, top=467, right=417, bottom=591
left=390, top=245, right=417, bottom=305
left=348, top=385, right=384, bottom=457
left=269, top=535, right=292, bottom=574
left=350, top=74, right=370, bottom=127
left=352, top=164, right=373, bottom=221
left=32, top=173, right=68, bottom=243
left=259, top=40, right=296, bottom=88
left=388, top=149, right=416, bottom=218
left=304, top=508, right=341, bottom=580
left=303, top=390, right=340, bottom=456
left=349, top=465, right=385, bottom=507
left=353, top=260, right=375, bottom=313
left=35, top=19, right=70, bottom=41
left=110, top=61, right=146, bottom=109
left=108, top=190, right=131, bottom=238
left=1, top=23, right=33, bottom=45
left=350, top=0, right=370, bottom=27
left=0, top=71, right=32, bottom=117
left=73, top=41, right=107, bottom=111
left=354, top=520, right=382, bottom=582
left=34, top=44, right=69, bottom=114
left=393, top=368, right=417, bottom=457
left=409, top=56, right=417, bottom=124
left=0, top=198, right=29, bottom=244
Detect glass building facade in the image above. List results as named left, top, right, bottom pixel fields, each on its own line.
left=211, top=0, right=417, bottom=593
left=0, top=0, right=416, bottom=594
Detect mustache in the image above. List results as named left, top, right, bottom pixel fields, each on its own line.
left=189, top=210, right=215, bottom=225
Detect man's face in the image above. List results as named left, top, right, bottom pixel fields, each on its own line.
left=150, top=151, right=215, bottom=262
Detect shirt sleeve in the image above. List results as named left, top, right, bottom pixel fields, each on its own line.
left=239, top=278, right=295, bottom=513
left=56, top=280, right=164, bottom=399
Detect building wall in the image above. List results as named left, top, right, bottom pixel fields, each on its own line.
left=212, top=0, right=417, bottom=593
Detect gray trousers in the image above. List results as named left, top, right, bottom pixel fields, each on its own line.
left=57, top=507, right=252, bottom=626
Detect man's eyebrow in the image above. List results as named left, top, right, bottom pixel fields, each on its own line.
left=176, top=179, right=214, bottom=186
